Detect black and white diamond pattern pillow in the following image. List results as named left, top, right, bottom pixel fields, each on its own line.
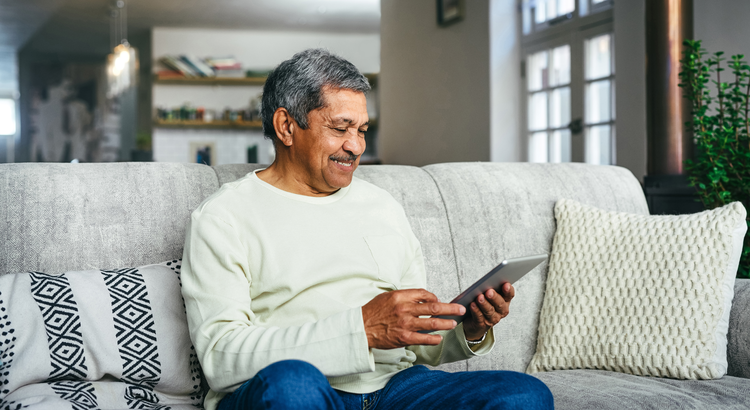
left=0, top=260, right=205, bottom=410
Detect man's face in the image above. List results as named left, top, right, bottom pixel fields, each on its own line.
left=290, top=87, right=368, bottom=194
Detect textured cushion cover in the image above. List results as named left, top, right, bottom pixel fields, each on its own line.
left=0, top=260, right=204, bottom=409
left=528, top=199, right=747, bottom=379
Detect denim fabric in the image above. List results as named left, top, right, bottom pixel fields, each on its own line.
left=218, top=360, right=553, bottom=410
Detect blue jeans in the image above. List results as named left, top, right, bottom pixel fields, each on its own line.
left=217, top=360, right=553, bottom=410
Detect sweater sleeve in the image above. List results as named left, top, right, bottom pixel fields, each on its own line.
left=399, top=233, right=495, bottom=365
left=181, top=211, right=375, bottom=393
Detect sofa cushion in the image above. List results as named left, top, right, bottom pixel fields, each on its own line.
left=422, top=162, right=650, bottom=373
left=528, top=199, right=747, bottom=379
left=0, top=260, right=204, bottom=409
left=534, top=369, right=750, bottom=410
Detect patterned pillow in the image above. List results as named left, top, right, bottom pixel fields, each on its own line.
left=0, top=260, right=205, bottom=409
left=527, top=199, right=747, bottom=380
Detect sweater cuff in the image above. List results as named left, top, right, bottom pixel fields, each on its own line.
left=343, top=307, right=376, bottom=374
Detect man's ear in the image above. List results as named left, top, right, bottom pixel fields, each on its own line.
left=273, top=107, right=295, bottom=147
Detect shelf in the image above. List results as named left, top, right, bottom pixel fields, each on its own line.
left=153, top=119, right=263, bottom=129
left=153, top=76, right=267, bottom=86
left=154, top=73, right=378, bottom=87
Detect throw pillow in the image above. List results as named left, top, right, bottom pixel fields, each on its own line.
left=0, top=260, right=205, bottom=409
left=527, top=199, right=747, bottom=380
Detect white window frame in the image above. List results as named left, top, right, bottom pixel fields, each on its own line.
left=520, top=0, right=614, bottom=163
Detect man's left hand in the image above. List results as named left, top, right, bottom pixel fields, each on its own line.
left=462, top=283, right=515, bottom=342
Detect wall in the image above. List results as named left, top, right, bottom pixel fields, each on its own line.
left=379, top=0, right=491, bottom=166
left=151, top=28, right=380, bottom=166
left=614, top=0, right=647, bottom=181
left=694, top=0, right=750, bottom=67
left=490, top=0, right=522, bottom=162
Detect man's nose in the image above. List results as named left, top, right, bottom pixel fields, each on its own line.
left=342, top=130, right=365, bottom=156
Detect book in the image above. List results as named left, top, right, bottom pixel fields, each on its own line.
left=181, top=56, right=215, bottom=77
left=160, top=56, right=199, bottom=77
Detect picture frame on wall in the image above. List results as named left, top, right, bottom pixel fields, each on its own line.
left=437, top=0, right=464, bottom=27
left=189, top=141, right=216, bottom=166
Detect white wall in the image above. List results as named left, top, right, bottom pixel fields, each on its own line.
left=151, top=28, right=380, bottom=166
left=490, top=0, right=522, bottom=162
left=694, top=0, right=750, bottom=66
left=379, top=0, right=491, bottom=166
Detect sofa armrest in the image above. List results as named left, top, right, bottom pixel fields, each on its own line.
left=727, top=278, right=750, bottom=378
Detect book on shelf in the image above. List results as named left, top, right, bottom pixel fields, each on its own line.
left=160, top=56, right=199, bottom=77
left=180, top=56, right=215, bottom=77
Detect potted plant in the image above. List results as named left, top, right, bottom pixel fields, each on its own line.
left=680, top=39, right=750, bottom=278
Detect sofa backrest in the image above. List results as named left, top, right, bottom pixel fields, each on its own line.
left=0, top=161, right=649, bottom=373
left=0, top=163, right=219, bottom=274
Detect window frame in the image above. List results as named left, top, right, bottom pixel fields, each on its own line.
left=520, top=0, right=613, bottom=163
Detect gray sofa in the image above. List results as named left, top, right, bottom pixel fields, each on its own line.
left=1, top=161, right=748, bottom=409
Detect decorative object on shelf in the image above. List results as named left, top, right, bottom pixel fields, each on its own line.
left=189, top=141, right=216, bottom=166
left=679, top=39, right=750, bottom=278
left=437, top=0, right=464, bottom=27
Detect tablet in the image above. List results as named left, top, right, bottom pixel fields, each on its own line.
left=419, top=253, right=548, bottom=332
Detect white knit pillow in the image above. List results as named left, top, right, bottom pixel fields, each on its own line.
left=527, top=199, right=747, bottom=380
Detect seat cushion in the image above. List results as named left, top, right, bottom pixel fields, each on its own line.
left=534, top=369, right=750, bottom=410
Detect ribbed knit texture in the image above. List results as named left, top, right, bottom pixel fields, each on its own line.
left=527, top=199, right=746, bottom=380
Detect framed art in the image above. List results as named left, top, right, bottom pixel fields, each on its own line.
left=437, top=0, right=464, bottom=27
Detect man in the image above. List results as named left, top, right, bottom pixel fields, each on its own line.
left=182, top=49, right=552, bottom=410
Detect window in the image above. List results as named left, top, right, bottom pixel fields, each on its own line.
left=584, top=33, right=614, bottom=165
left=0, top=99, right=16, bottom=135
left=521, top=0, right=614, bottom=165
left=527, top=45, right=571, bottom=163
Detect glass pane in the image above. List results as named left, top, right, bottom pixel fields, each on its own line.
left=536, top=0, right=548, bottom=23
left=547, top=0, right=558, bottom=20
left=527, top=51, right=549, bottom=91
left=585, top=33, right=612, bottom=80
left=530, top=132, right=548, bottom=163
left=592, top=0, right=606, bottom=3
left=550, top=130, right=572, bottom=163
left=528, top=92, right=548, bottom=131
left=579, top=0, right=589, bottom=16
left=585, top=79, right=611, bottom=124
left=0, top=99, right=16, bottom=135
left=523, top=4, right=532, bottom=34
left=585, top=125, right=611, bottom=165
left=549, top=87, right=571, bottom=128
left=558, top=0, right=575, bottom=15
left=549, top=45, right=570, bottom=86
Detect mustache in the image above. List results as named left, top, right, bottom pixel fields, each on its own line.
left=329, top=154, right=359, bottom=162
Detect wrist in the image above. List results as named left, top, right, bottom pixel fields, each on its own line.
left=466, top=331, right=487, bottom=345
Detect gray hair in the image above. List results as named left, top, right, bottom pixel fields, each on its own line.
left=261, top=48, right=371, bottom=142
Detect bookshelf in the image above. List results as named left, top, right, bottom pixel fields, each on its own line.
left=153, top=76, right=267, bottom=86
left=153, top=119, right=263, bottom=129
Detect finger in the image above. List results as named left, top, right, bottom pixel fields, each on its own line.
left=485, top=289, right=508, bottom=314
left=469, top=302, right=486, bottom=324
left=501, top=283, right=515, bottom=302
left=476, top=294, right=498, bottom=319
left=403, top=332, right=443, bottom=346
left=396, top=288, right=439, bottom=304
left=412, top=317, right=458, bottom=332
left=412, top=302, right=466, bottom=317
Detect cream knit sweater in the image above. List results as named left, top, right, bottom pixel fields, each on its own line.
left=181, top=170, right=494, bottom=410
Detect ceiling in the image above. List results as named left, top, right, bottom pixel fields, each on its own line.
left=0, top=0, right=381, bottom=55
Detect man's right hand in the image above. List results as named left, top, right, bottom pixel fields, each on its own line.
left=361, top=289, right=466, bottom=349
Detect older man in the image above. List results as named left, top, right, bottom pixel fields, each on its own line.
left=182, top=49, right=552, bottom=410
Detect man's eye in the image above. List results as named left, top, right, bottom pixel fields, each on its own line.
left=335, top=128, right=347, bottom=132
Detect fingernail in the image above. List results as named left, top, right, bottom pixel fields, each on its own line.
left=478, top=295, right=484, bottom=303
left=459, top=306, right=466, bottom=315
left=487, top=289, right=495, bottom=298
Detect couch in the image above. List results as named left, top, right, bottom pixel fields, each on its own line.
left=1, top=161, right=748, bottom=409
